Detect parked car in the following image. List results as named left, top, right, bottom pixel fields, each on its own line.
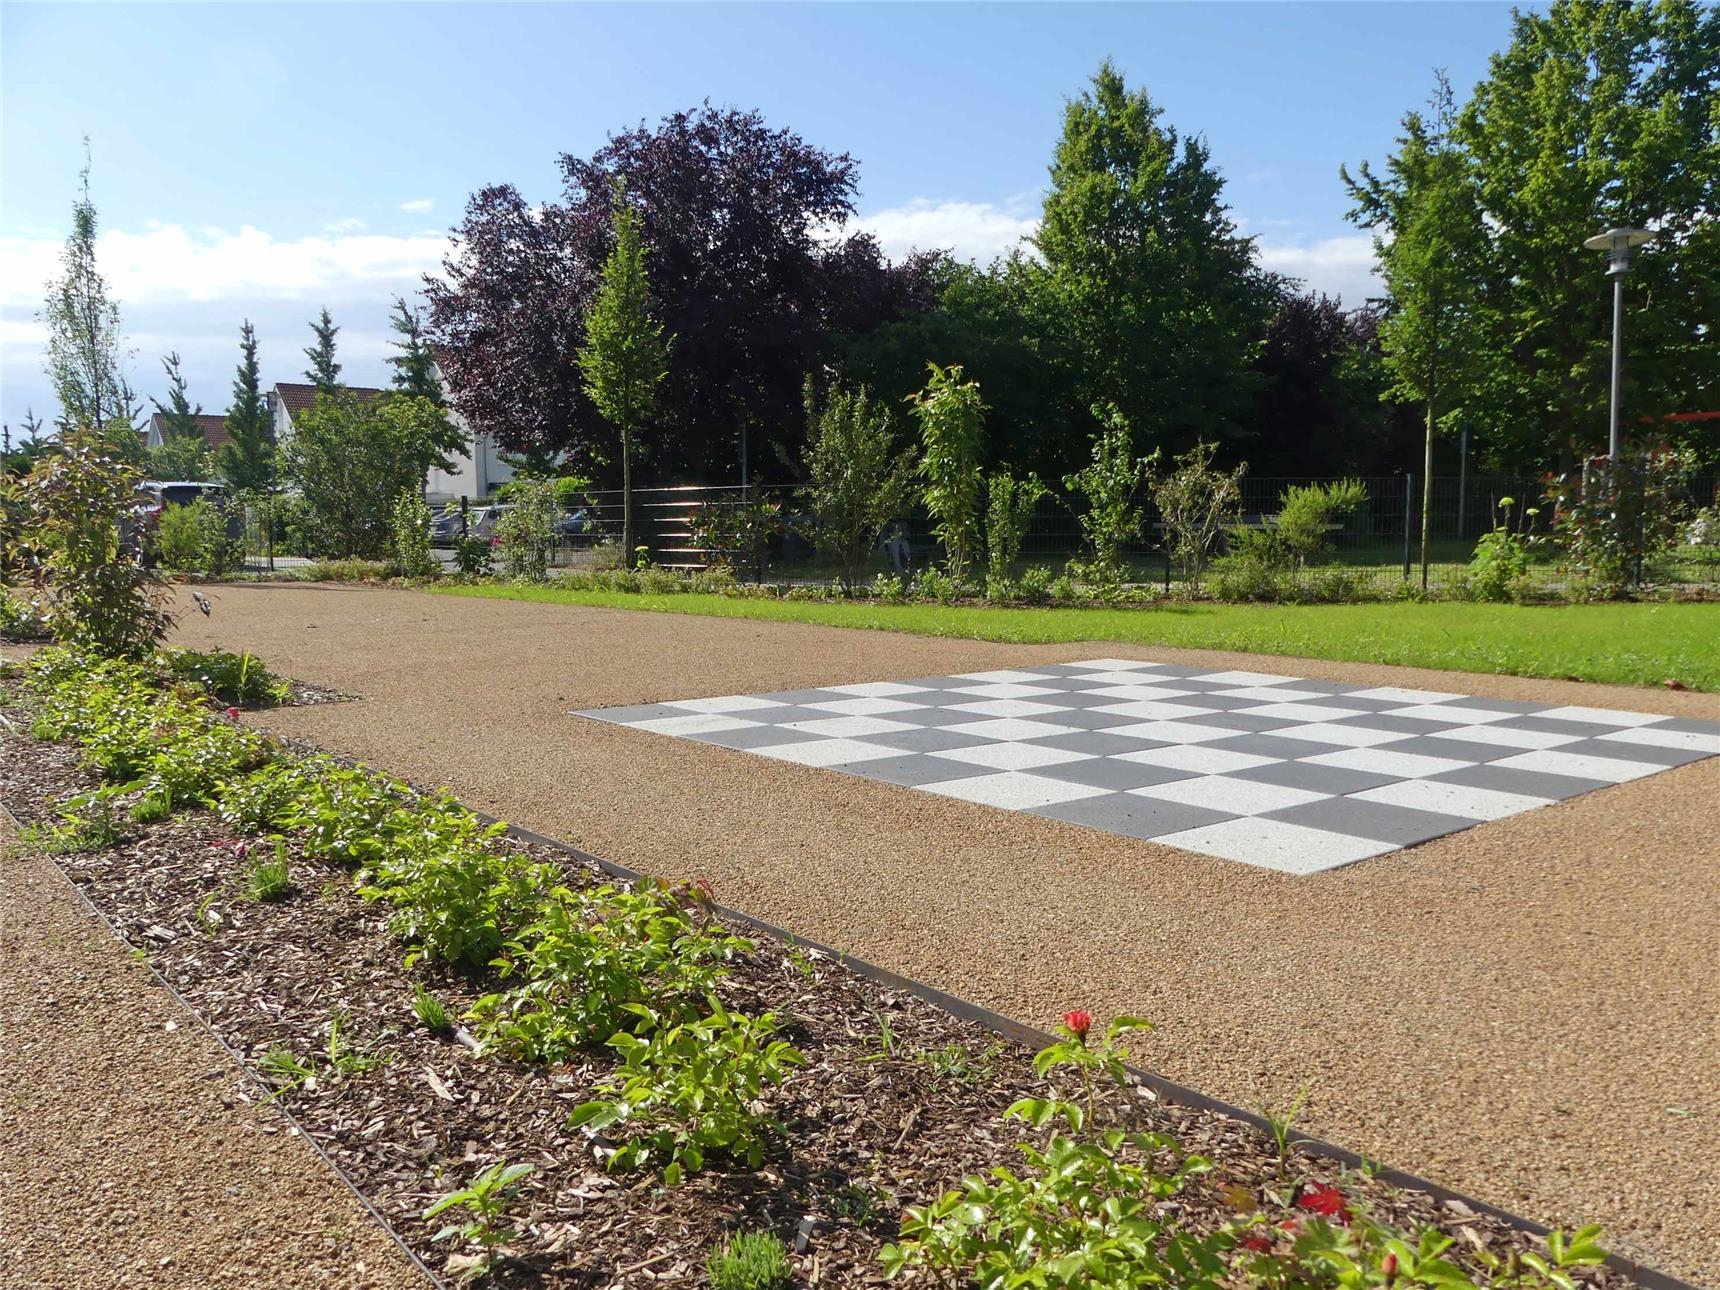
left=469, top=504, right=511, bottom=541
left=428, top=507, right=466, bottom=547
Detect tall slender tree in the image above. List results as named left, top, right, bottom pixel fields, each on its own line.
left=576, top=187, right=670, bottom=561
left=41, top=144, right=134, bottom=448
left=219, top=321, right=275, bottom=493
left=151, top=352, right=203, bottom=441
left=303, top=308, right=342, bottom=390
left=1344, top=72, right=1485, bottom=587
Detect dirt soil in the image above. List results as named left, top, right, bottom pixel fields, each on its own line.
left=0, top=805, right=426, bottom=1289
left=158, top=583, right=1719, bottom=1286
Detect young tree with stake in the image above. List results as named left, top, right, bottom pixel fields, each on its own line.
left=577, top=187, right=670, bottom=562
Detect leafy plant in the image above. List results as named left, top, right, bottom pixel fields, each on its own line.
left=154, top=497, right=242, bottom=577
left=707, top=1231, right=794, bottom=1290
left=688, top=495, right=783, bottom=579
left=326, top=1008, right=384, bottom=1075
left=391, top=488, right=437, bottom=579
left=8, top=424, right=174, bottom=658
left=217, top=758, right=326, bottom=834
left=494, top=476, right=558, bottom=581
left=424, top=1160, right=534, bottom=1283
left=984, top=468, right=1047, bottom=599
left=129, top=787, right=173, bottom=823
left=161, top=647, right=289, bottom=707
left=1275, top=479, right=1368, bottom=566
left=412, top=983, right=455, bottom=1036
left=1149, top=441, right=1245, bottom=592
left=801, top=380, right=916, bottom=589
left=1543, top=447, right=1692, bottom=593
left=471, top=881, right=750, bottom=1062
left=1466, top=497, right=1534, bottom=603
left=257, top=1046, right=315, bottom=1095
left=1034, top=1009, right=1153, bottom=1137
left=451, top=533, right=494, bottom=577
left=1259, top=1083, right=1312, bottom=1168
left=243, top=841, right=293, bottom=902
left=20, top=793, right=122, bottom=854
left=907, top=362, right=987, bottom=580
left=1063, top=404, right=1150, bottom=593
left=569, top=997, right=805, bottom=1184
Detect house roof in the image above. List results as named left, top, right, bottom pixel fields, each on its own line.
left=149, top=412, right=232, bottom=449
left=271, top=382, right=385, bottom=418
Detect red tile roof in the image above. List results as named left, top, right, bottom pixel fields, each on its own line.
left=149, top=412, right=233, bottom=449
left=271, top=382, right=384, bottom=418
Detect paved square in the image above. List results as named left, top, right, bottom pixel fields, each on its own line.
left=575, top=659, right=1718, bottom=874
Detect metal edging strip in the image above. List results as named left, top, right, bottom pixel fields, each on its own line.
left=497, top=818, right=1703, bottom=1290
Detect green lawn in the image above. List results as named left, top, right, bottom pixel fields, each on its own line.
left=429, top=584, right=1720, bottom=691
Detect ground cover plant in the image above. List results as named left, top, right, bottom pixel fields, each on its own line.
left=430, top=582, right=1720, bottom=691
left=0, top=646, right=1645, bottom=1286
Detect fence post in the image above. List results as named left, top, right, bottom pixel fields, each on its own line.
left=460, top=495, right=469, bottom=539
left=1401, top=474, right=1414, bottom=580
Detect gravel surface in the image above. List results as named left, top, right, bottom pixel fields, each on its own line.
left=0, top=805, right=426, bottom=1290
left=166, top=584, right=1720, bottom=1285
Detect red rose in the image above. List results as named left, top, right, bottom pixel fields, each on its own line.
left=1382, top=1252, right=1400, bottom=1282
left=1062, top=1009, right=1092, bottom=1042
left=225, top=706, right=240, bottom=719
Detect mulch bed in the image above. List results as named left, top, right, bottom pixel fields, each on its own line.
left=0, top=708, right=1628, bottom=1288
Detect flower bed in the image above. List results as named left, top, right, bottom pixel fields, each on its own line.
left=0, top=648, right=1628, bottom=1288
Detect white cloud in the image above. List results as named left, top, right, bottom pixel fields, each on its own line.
left=399, top=198, right=434, bottom=214
left=1256, top=234, right=1380, bottom=306
left=324, top=217, right=369, bottom=234
left=854, top=197, right=1040, bottom=265
left=0, top=223, right=452, bottom=310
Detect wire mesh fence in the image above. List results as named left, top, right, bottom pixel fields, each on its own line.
left=242, top=472, right=1720, bottom=593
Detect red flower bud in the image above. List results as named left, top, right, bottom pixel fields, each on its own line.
left=1382, top=1252, right=1400, bottom=1282
left=225, top=706, right=240, bottom=719
left=1062, top=1009, right=1092, bottom=1042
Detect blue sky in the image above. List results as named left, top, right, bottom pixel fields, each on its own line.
left=1, top=2, right=1524, bottom=433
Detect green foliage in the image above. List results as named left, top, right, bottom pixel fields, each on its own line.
left=1149, top=441, right=1245, bottom=592
left=257, top=1046, right=315, bottom=1095
left=1063, top=405, right=1150, bottom=592
left=303, top=307, right=342, bottom=390
left=10, top=425, right=173, bottom=658
left=281, top=390, right=459, bottom=559
left=707, top=1231, right=794, bottom=1290
left=471, top=881, right=750, bottom=1062
left=390, top=489, right=437, bottom=579
left=495, top=477, right=558, bottom=581
left=1465, top=498, right=1535, bottom=603
left=412, top=983, right=455, bottom=1036
left=155, top=497, right=241, bottom=577
left=577, top=185, right=671, bottom=561
left=569, top=998, right=805, bottom=1184
left=387, top=296, right=449, bottom=405
left=160, top=647, right=288, bottom=707
left=147, top=435, right=211, bottom=484
left=218, top=321, right=275, bottom=494
left=42, top=155, right=134, bottom=439
left=217, top=758, right=323, bottom=834
left=324, top=1008, right=383, bottom=1076
left=451, top=534, right=494, bottom=576
left=279, top=763, right=412, bottom=867
left=358, top=802, right=549, bottom=971
left=1274, top=479, right=1368, bottom=565
left=243, top=842, right=293, bottom=902
left=688, top=495, right=783, bottom=577
left=801, top=380, right=916, bottom=588
left=1036, top=61, right=1269, bottom=455
left=984, top=468, right=1047, bottom=599
left=1544, top=448, right=1693, bottom=593
left=21, top=793, right=123, bottom=854
left=907, top=362, right=987, bottom=580
left=0, top=589, right=50, bottom=641
left=424, top=1160, right=534, bottom=1281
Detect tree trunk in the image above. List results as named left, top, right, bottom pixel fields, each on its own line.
left=621, top=429, right=634, bottom=569
left=1421, top=399, right=1435, bottom=592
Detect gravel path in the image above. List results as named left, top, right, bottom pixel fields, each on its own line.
left=0, top=806, right=426, bottom=1289
left=169, top=584, right=1720, bottom=1285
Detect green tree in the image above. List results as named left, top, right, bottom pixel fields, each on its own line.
left=151, top=352, right=203, bottom=442
left=218, top=321, right=275, bottom=493
left=576, top=188, right=670, bottom=561
left=906, top=362, right=987, bottom=581
left=280, top=391, right=453, bottom=558
left=1344, top=72, right=1486, bottom=588
left=1463, top=0, right=1720, bottom=468
left=1035, top=61, right=1270, bottom=457
left=800, top=380, right=916, bottom=589
left=1062, top=404, right=1152, bottom=591
left=984, top=468, right=1048, bottom=597
left=41, top=147, right=138, bottom=455
left=303, top=307, right=343, bottom=390
left=388, top=296, right=445, bottom=404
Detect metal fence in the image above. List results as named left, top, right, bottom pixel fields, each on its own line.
left=246, top=473, right=1719, bottom=592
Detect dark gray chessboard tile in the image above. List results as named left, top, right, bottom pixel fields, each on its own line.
left=575, top=660, right=1717, bottom=875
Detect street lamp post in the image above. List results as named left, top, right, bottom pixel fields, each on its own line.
left=1582, top=226, right=1655, bottom=458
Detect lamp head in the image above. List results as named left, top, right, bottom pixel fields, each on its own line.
left=1583, top=226, right=1655, bottom=276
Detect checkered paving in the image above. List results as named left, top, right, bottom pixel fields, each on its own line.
left=574, top=659, right=1719, bottom=875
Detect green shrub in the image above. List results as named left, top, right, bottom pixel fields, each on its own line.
left=390, top=489, right=437, bottom=579
left=569, top=999, right=805, bottom=1184
left=155, top=498, right=242, bottom=577
left=279, top=764, right=414, bottom=867
left=985, top=469, right=1047, bottom=600
left=300, top=558, right=392, bottom=583
left=1063, top=405, right=1149, bottom=593
left=470, top=882, right=750, bottom=1062
left=160, top=647, right=289, bottom=706
left=911, top=566, right=963, bottom=604
left=802, top=380, right=917, bottom=589
left=908, top=362, right=986, bottom=581
left=451, top=534, right=493, bottom=576
left=708, top=1232, right=794, bottom=1290
left=217, top=757, right=330, bottom=834
left=1150, top=441, right=1245, bottom=592
left=1016, top=565, right=1055, bottom=605
left=496, top=476, right=557, bottom=581
left=0, top=590, right=49, bottom=641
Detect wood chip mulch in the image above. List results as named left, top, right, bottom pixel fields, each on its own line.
left=0, top=716, right=1632, bottom=1289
